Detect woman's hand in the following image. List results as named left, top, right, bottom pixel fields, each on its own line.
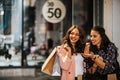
left=83, top=43, right=95, bottom=59
left=88, top=63, right=97, bottom=74
left=89, top=66, right=97, bottom=74
left=83, top=51, right=95, bottom=59
left=63, top=44, right=71, bottom=58
left=84, top=43, right=90, bottom=55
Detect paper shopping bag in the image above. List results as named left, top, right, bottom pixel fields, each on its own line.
left=108, top=73, right=117, bottom=80
left=78, top=75, right=82, bottom=80
left=41, top=47, right=57, bottom=75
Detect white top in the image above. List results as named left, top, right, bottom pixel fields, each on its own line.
left=74, top=54, right=84, bottom=77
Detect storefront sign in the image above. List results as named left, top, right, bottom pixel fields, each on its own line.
left=4, top=35, right=14, bottom=43
left=42, top=0, right=66, bottom=23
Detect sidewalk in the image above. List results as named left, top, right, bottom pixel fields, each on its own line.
left=0, top=69, right=61, bottom=80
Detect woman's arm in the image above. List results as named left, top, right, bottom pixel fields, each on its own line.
left=83, top=43, right=105, bottom=69
left=90, top=53, right=105, bottom=69
left=57, top=46, right=72, bottom=70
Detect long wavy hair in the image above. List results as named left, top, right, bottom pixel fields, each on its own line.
left=90, top=26, right=118, bottom=57
left=62, top=25, right=86, bottom=55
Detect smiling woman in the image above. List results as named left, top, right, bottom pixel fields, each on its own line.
left=56, top=25, right=86, bottom=80
left=83, top=26, right=119, bottom=80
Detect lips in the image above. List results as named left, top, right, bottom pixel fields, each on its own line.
left=70, top=37, right=77, bottom=41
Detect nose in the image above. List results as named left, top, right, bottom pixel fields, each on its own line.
left=72, top=34, right=76, bottom=37
left=90, top=36, right=94, bottom=41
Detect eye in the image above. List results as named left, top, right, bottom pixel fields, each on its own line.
left=93, top=35, right=97, bottom=38
left=90, top=35, right=97, bottom=38
left=70, top=32, right=79, bottom=36
left=90, top=35, right=92, bottom=38
left=70, top=32, right=74, bottom=35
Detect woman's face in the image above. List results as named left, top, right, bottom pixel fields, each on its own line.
left=69, top=28, right=80, bottom=45
left=90, top=30, right=102, bottom=48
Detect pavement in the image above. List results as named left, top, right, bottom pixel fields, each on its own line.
left=0, top=69, right=61, bottom=80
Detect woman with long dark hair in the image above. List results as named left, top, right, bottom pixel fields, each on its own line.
left=84, top=26, right=119, bottom=80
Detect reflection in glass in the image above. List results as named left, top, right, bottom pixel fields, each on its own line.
left=23, top=0, right=64, bottom=67
left=0, top=0, right=22, bottom=67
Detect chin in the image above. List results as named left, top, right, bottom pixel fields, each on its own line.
left=71, top=41, right=76, bottom=44
left=92, top=43, right=96, bottom=45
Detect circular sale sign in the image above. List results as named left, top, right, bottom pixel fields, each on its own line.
left=42, top=0, right=66, bottom=23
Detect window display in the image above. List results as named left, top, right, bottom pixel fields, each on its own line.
left=0, top=0, right=22, bottom=67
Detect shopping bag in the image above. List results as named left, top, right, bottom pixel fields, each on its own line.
left=41, top=47, right=57, bottom=75
left=52, top=54, right=61, bottom=76
left=78, top=75, right=82, bottom=80
left=107, top=73, right=117, bottom=80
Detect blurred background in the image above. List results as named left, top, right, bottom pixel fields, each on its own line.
left=0, top=0, right=120, bottom=79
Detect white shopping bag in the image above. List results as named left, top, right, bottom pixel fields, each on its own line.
left=52, top=55, right=61, bottom=76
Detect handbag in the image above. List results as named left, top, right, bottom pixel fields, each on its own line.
left=41, top=47, right=61, bottom=76
left=41, top=47, right=57, bottom=75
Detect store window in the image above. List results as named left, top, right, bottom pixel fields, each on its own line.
left=23, top=0, right=93, bottom=67
left=72, top=0, right=93, bottom=38
left=0, top=0, right=22, bottom=67
left=0, top=0, right=93, bottom=67
left=23, top=0, right=72, bottom=67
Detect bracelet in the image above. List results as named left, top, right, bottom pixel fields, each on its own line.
left=92, top=56, right=96, bottom=61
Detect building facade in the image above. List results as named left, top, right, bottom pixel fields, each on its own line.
left=0, top=0, right=120, bottom=68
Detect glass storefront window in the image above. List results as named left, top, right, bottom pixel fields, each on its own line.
left=23, top=0, right=70, bottom=67
left=0, top=0, right=93, bottom=67
left=0, top=0, right=22, bottom=67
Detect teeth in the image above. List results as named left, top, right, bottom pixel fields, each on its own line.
left=72, top=39, right=76, bottom=41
